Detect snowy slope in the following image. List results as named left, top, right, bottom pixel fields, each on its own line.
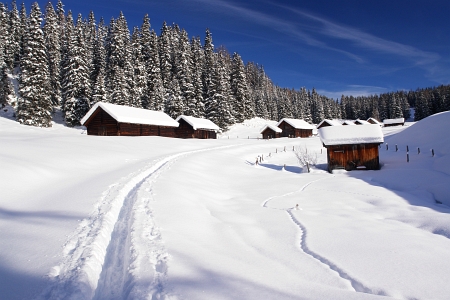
left=1, top=111, right=450, bottom=300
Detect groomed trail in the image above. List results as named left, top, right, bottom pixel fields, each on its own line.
left=37, top=145, right=238, bottom=300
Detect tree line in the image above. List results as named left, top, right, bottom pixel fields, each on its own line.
left=0, top=1, right=447, bottom=129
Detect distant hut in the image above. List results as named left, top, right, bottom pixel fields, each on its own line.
left=260, top=124, right=282, bottom=139
left=316, top=119, right=342, bottom=129
left=276, top=118, right=314, bottom=138
left=319, top=124, right=384, bottom=173
left=367, top=117, right=383, bottom=126
left=342, top=120, right=356, bottom=126
left=354, top=119, right=370, bottom=125
left=81, top=102, right=179, bottom=137
left=176, top=115, right=219, bottom=139
left=383, top=118, right=405, bottom=127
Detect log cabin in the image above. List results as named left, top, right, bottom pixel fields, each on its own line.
left=260, top=124, right=282, bottom=139
left=367, top=117, right=383, bottom=126
left=319, top=124, right=384, bottom=173
left=276, top=118, right=314, bottom=138
left=316, top=119, right=342, bottom=129
left=342, top=120, right=356, bottom=126
left=175, top=115, right=219, bottom=139
left=383, top=118, right=405, bottom=127
left=80, top=102, right=179, bottom=137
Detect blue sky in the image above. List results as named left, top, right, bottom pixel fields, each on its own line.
left=22, top=0, right=450, bottom=99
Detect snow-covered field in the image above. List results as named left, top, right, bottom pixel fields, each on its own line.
left=1, top=109, right=450, bottom=300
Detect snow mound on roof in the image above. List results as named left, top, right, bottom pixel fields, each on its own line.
left=383, top=118, right=404, bottom=124
left=81, top=102, right=179, bottom=127
left=176, top=115, right=220, bottom=131
left=277, top=118, right=315, bottom=129
left=260, top=124, right=282, bottom=133
left=319, top=124, right=384, bottom=146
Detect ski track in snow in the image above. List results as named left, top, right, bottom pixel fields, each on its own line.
left=37, top=145, right=239, bottom=300
left=262, top=175, right=388, bottom=297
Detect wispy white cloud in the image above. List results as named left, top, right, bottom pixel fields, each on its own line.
left=317, top=85, right=390, bottom=99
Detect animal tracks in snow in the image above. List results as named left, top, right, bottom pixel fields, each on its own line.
left=261, top=175, right=388, bottom=297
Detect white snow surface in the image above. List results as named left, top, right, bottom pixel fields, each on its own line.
left=175, top=115, right=220, bottom=131
left=319, top=124, right=384, bottom=146
left=277, top=118, right=315, bottom=129
left=260, top=123, right=282, bottom=133
left=383, top=118, right=405, bottom=125
left=81, top=102, right=179, bottom=127
left=1, top=111, right=450, bottom=300
left=316, top=119, right=342, bottom=128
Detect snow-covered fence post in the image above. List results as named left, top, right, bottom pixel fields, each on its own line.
left=407, top=145, right=409, bottom=152
left=262, top=154, right=264, bottom=161
left=431, top=149, right=435, bottom=157
left=293, top=146, right=295, bottom=151
left=321, top=148, right=323, bottom=154
left=284, top=146, right=286, bottom=152
left=407, top=152, right=409, bottom=162
left=255, top=158, right=258, bottom=165
left=276, top=148, right=277, bottom=153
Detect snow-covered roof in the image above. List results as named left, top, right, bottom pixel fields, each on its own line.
left=319, top=124, right=384, bottom=146
left=367, top=117, right=382, bottom=125
left=354, top=119, right=370, bottom=125
left=383, top=118, right=405, bottom=125
left=342, top=120, right=356, bottom=125
left=317, top=119, right=342, bottom=128
left=81, top=102, right=179, bottom=127
left=276, top=118, right=315, bottom=129
left=176, top=115, right=220, bottom=131
left=260, top=124, right=282, bottom=133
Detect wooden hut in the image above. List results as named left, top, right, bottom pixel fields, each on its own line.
left=80, top=102, right=179, bottom=137
left=276, top=118, right=314, bottom=138
left=175, top=115, right=219, bottom=139
left=318, top=124, right=384, bottom=173
left=260, top=124, right=282, bottom=139
left=367, top=117, right=383, bottom=126
left=354, top=119, right=370, bottom=125
left=316, top=119, right=342, bottom=129
left=383, top=118, right=405, bottom=127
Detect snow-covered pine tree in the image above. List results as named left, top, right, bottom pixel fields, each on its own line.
left=202, top=28, right=214, bottom=103
left=5, top=0, right=19, bottom=69
left=43, top=2, right=62, bottom=106
left=165, top=78, right=184, bottom=118
left=18, top=2, right=26, bottom=59
left=414, top=92, right=429, bottom=121
left=159, top=21, right=172, bottom=93
left=190, top=36, right=205, bottom=117
left=148, top=29, right=165, bottom=111
left=0, top=3, right=7, bottom=107
left=17, top=2, right=52, bottom=127
left=230, top=52, right=252, bottom=122
left=174, top=29, right=196, bottom=116
left=91, top=17, right=107, bottom=104
left=61, top=12, right=91, bottom=126
left=130, top=26, right=146, bottom=108
left=300, top=87, right=312, bottom=123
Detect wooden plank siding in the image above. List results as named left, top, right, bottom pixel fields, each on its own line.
left=262, top=128, right=280, bottom=139
left=176, top=118, right=217, bottom=139
left=326, top=143, right=380, bottom=172
left=85, top=107, right=119, bottom=136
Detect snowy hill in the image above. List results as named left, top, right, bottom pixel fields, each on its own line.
left=1, top=112, right=450, bottom=300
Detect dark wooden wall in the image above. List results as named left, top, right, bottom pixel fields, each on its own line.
left=326, top=143, right=380, bottom=172
left=384, top=122, right=404, bottom=127
left=262, top=128, right=280, bottom=139
left=85, top=108, right=119, bottom=136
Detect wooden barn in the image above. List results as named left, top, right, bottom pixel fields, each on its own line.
left=354, top=119, right=370, bottom=125
left=383, top=118, right=405, bottom=127
left=276, top=118, right=314, bottom=138
left=316, top=119, right=342, bottom=129
left=260, top=124, right=282, bottom=139
left=367, top=117, right=383, bottom=126
left=175, top=115, right=219, bottom=139
left=80, top=102, right=179, bottom=137
left=318, top=124, right=384, bottom=173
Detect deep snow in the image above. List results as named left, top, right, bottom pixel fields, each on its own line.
left=1, top=109, right=450, bottom=300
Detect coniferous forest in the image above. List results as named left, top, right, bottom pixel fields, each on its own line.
left=0, top=1, right=449, bottom=129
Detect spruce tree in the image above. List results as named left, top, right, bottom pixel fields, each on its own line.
left=175, top=29, right=196, bottom=116
left=148, top=29, right=165, bottom=110
left=43, top=2, right=61, bottom=106
left=130, top=26, right=146, bottom=108
left=230, top=52, right=252, bottom=122
left=91, top=18, right=107, bottom=104
left=190, top=36, right=205, bottom=117
left=17, top=2, right=52, bottom=127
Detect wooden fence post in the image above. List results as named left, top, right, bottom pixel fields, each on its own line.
left=396, top=144, right=398, bottom=152
left=431, top=149, right=434, bottom=157
left=418, top=147, right=420, bottom=154
left=407, top=145, right=409, bottom=152
left=407, top=152, right=409, bottom=162
left=386, top=143, right=388, bottom=150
